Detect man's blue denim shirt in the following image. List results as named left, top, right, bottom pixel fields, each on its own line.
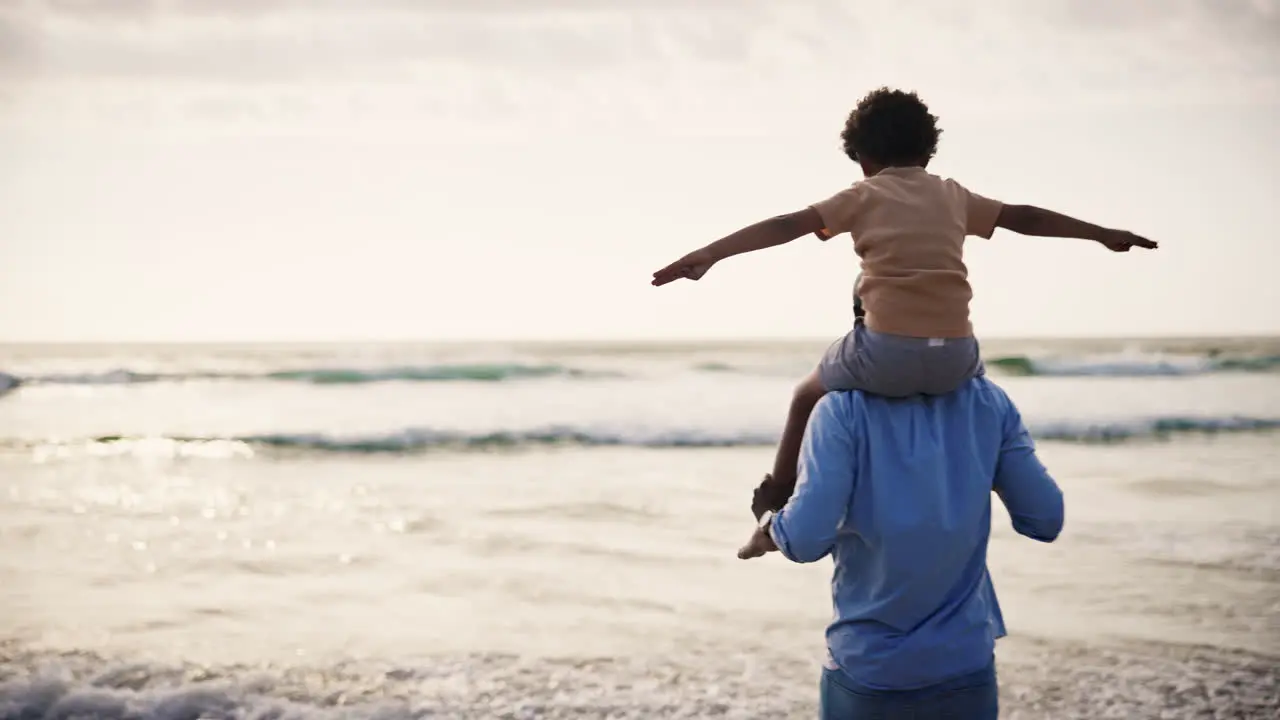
left=769, top=376, right=1064, bottom=690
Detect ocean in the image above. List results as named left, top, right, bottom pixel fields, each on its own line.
left=1, top=338, right=1277, bottom=719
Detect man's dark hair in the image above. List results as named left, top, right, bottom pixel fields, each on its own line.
left=840, top=87, right=941, bottom=166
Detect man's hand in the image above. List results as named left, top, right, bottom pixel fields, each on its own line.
left=1096, top=229, right=1158, bottom=252
left=751, top=473, right=791, bottom=520
left=737, top=524, right=778, bottom=560
left=651, top=248, right=717, bottom=286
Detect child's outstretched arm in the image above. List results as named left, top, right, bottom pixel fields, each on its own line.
left=994, top=205, right=1158, bottom=252
left=651, top=208, right=826, bottom=286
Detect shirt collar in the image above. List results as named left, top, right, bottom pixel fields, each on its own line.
left=875, top=166, right=927, bottom=177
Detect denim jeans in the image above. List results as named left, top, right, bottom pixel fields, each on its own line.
left=819, top=662, right=998, bottom=720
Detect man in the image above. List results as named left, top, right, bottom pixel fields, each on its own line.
left=739, top=375, right=1065, bottom=719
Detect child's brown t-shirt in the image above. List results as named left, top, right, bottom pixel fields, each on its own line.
left=810, top=166, right=1003, bottom=339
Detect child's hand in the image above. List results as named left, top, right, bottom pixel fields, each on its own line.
left=651, top=248, right=717, bottom=286
left=1097, top=229, right=1158, bottom=252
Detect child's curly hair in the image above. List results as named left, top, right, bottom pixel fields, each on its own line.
left=840, top=87, right=941, bottom=167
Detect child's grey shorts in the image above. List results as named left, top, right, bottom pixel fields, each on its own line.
left=817, top=318, right=984, bottom=398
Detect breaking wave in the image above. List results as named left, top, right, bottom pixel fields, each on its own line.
left=682, top=351, right=1280, bottom=378
left=985, top=353, right=1280, bottom=377
left=1, top=350, right=1277, bottom=396
left=262, top=364, right=599, bottom=383
left=9, top=415, right=1279, bottom=459
left=0, top=363, right=604, bottom=390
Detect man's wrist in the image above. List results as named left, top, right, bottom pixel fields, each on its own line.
left=759, top=510, right=780, bottom=548
left=758, top=512, right=781, bottom=554
left=758, top=509, right=775, bottom=530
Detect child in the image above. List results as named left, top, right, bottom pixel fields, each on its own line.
left=650, top=87, right=1157, bottom=556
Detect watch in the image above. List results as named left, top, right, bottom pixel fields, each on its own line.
left=757, top=510, right=775, bottom=530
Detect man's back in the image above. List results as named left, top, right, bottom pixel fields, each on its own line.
left=768, top=376, right=1064, bottom=691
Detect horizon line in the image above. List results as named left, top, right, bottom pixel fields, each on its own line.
left=1, top=332, right=1278, bottom=346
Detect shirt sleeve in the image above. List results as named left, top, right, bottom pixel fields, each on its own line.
left=808, top=185, right=864, bottom=241
left=769, top=393, right=857, bottom=563
left=955, top=182, right=1004, bottom=239
left=992, top=398, right=1064, bottom=542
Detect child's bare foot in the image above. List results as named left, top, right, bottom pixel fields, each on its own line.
left=737, top=524, right=778, bottom=559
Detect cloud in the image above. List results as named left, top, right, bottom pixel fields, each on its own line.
left=0, top=0, right=1275, bottom=138
left=0, top=1, right=765, bottom=83
left=1, top=0, right=1270, bottom=84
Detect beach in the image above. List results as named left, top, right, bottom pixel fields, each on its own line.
left=1, top=338, right=1278, bottom=718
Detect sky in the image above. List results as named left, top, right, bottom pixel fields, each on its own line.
left=1, top=0, right=1277, bottom=341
